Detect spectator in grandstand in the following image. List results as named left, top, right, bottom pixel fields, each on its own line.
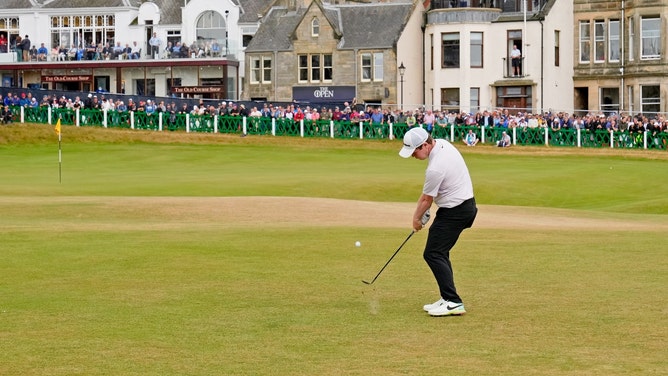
left=37, top=43, right=48, bottom=61
left=21, top=35, right=32, bottom=62
left=51, top=45, right=64, bottom=61
left=497, top=131, right=511, bottom=147
left=370, top=108, right=383, bottom=125
left=130, top=41, right=141, bottom=59
left=405, top=110, right=417, bottom=128
left=463, top=129, right=479, bottom=146
left=478, top=110, right=493, bottom=127
left=149, top=32, right=161, bottom=59
left=0, top=34, right=6, bottom=53
left=423, top=109, right=435, bottom=132
left=330, top=106, right=341, bottom=121
left=112, top=42, right=124, bottom=59
left=171, top=42, right=183, bottom=58
left=100, top=43, right=112, bottom=60
left=319, top=106, right=330, bottom=121
left=14, top=35, right=23, bottom=62
left=1, top=105, right=13, bottom=124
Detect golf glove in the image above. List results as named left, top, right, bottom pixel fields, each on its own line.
left=420, top=209, right=430, bottom=226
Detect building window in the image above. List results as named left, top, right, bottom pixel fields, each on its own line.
left=640, top=85, right=660, bottom=115
left=135, top=79, right=155, bottom=96
left=196, top=11, right=226, bottom=53
left=430, top=34, right=434, bottom=71
left=470, top=32, right=483, bottom=68
left=263, top=58, right=272, bottom=83
left=0, top=17, right=19, bottom=53
left=441, top=88, right=460, bottom=113
left=627, top=85, right=634, bottom=113
left=609, top=20, right=620, bottom=62
left=373, top=52, right=383, bottom=81
left=298, top=53, right=332, bottom=83
left=311, top=55, right=320, bottom=81
left=594, top=20, right=606, bottom=62
left=579, top=21, right=590, bottom=63
left=361, top=53, right=371, bottom=80
left=361, top=52, right=383, bottom=81
left=442, top=32, right=460, bottom=68
left=600, top=87, right=619, bottom=115
left=323, top=54, right=332, bottom=81
left=166, top=30, right=181, bottom=50
left=167, top=78, right=182, bottom=94
left=250, top=57, right=271, bottom=84
left=50, top=15, right=115, bottom=50
left=250, top=57, right=261, bottom=83
left=554, top=30, right=560, bottom=66
left=628, top=17, right=634, bottom=61
left=470, top=87, right=480, bottom=113
left=311, top=18, right=319, bottom=37
left=641, top=17, right=660, bottom=59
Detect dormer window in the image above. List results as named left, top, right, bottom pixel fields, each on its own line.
left=311, top=18, right=320, bottom=37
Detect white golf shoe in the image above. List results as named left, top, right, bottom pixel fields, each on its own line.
left=428, top=301, right=466, bottom=316
left=423, top=298, right=446, bottom=312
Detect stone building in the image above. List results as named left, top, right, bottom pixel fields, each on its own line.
left=243, top=0, right=424, bottom=108
left=424, top=0, right=574, bottom=114
left=574, top=0, right=668, bottom=116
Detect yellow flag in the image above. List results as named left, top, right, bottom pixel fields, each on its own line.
left=54, top=119, right=61, bottom=135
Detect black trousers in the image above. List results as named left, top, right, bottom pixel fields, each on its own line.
left=423, top=198, right=477, bottom=304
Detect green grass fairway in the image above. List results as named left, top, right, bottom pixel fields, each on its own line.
left=1, top=125, right=667, bottom=375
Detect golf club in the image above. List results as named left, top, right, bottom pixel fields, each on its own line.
left=362, top=230, right=414, bottom=285
left=362, top=209, right=430, bottom=285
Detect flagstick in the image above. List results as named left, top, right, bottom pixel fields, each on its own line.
left=58, top=132, right=62, bottom=183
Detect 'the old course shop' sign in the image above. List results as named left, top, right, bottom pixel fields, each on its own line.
left=171, top=86, right=224, bottom=94
left=42, top=75, right=93, bottom=82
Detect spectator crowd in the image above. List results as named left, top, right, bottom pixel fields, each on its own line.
left=1, top=90, right=667, bottom=148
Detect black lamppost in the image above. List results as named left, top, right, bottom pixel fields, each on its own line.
left=224, top=10, right=230, bottom=56
left=398, top=62, right=406, bottom=110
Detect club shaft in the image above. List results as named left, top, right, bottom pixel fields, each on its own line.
left=363, top=230, right=414, bottom=285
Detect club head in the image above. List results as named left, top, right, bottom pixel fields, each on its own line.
left=362, top=280, right=373, bottom=285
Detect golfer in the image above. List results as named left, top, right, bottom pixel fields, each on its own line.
left=399, top=127, right=477, bottom=316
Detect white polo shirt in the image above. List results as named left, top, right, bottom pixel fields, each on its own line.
left=423, top=139, right=474, bottom=208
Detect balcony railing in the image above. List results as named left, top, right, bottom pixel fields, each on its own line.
left=430, top=0, right=548, bottom=13
left=502, top=57, right=526, bottom=78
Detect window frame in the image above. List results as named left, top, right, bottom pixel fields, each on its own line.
left=594, top=20, right=606, bottom=63
left=373, top=52, right=383, bottom=81
left=441, top=32, right=460, bottom=68
left=250, top=57, right=261, bottom=84
left=628, top=17, right=634, bottom=61
left=360, top=52, right=383, bottom=82
left=470, top=87, right=480, bottom=114
left=262, top=57, right=272, bottom=83
left=609, top=20, right=620, bottom=62
left=554, top=30, right=560, bottom=67
left=470, top=31, right=483, bottom=68
left=640, top=17, right=660, bottom=60
left=640, top=85, right=660, bottom=115
left=311, top=18, right=319, bottom=37
left=579, top=21, right=591, bottom=63
left=298, top=53, right=333, bottom=83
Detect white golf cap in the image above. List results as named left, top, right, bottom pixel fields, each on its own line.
left=399, top=127, right=429, bottom=158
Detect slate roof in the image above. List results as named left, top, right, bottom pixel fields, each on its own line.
left=239, top=0, right=275, bottom=23
left=246, top=1, right=414, bottom=52
left=3, top=0, right=40, bottom=8
left=246, top=7, right=307, bottom=52
left=150, top=0, right=183, bottom=25
left=336, top=3, right=413, bottom=49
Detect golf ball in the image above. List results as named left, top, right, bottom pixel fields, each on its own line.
left=355, top=241, right=361, bottom=247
